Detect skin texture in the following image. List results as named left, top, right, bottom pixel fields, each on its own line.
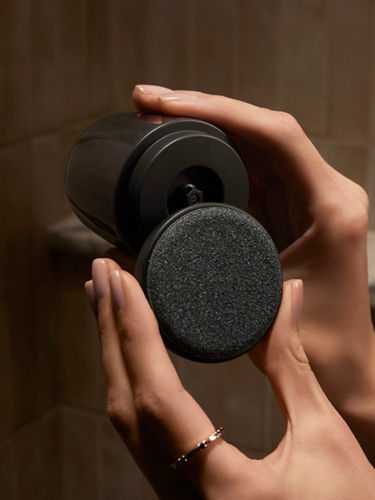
left=130, top=85, right=375, bottom=461
left=86, top=263, right=375, bottom=499
left=85, top=86, right=375, bottom=497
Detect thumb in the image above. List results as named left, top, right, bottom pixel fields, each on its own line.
left=250, top=280, right=333, bottom=427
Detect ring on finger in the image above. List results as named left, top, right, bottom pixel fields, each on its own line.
left=170, top=427, right=224, bottom=470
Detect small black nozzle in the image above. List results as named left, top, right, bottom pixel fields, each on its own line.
left=178, top=184, right=204, bottom=206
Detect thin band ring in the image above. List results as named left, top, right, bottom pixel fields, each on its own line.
left=170, top=427, right=224, bottom=470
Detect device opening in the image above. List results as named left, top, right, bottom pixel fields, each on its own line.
left=167, top=166, right=224, bottom=213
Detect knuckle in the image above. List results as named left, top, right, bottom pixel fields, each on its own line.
left=344, top=206, right=369, bottom=240
left=287, top=336, right=311, bottom=369
left=134, top=390, right=164, bottom=421
left=320, top=182, right=369, bottom=241
left=107, top=398, right=132, bottom=433
left=273, top=110, right=302, bottom=136
left=134, top=385, right=185, bottom=422
left=354, top=185, right=370, bottom=214
left=107, top=400, right=123, bottom=423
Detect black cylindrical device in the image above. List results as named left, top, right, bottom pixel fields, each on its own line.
left=66, top=113, right=282, bottom=363
left=66, top=112, right=249, bottom=255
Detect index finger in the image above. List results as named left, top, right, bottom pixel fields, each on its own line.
left=132, top=85, right=333, bottom=200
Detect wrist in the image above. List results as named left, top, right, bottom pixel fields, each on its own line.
left=339, top=395, right=375, bottom=465
left=333, top=328, right=375, bottom=463
left=345, top=322, right=375, bottom=396
left=335, top=328, right=375, bottom=408
left=304, top=319, right=375, bottom=448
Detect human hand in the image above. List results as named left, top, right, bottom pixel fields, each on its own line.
left=85, top=258, right=375, bottom=499
left=131, top=85, right=375, bottom=460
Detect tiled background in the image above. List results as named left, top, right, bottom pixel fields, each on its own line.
left=1, top=0, right=375, bottom=498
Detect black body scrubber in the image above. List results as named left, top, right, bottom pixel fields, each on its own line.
left=66, top=112, right=283, bottom=363
left=136, top=204, right=282, bottom=362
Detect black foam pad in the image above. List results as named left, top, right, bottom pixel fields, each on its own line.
left=137, top=205, right=283, bottom=362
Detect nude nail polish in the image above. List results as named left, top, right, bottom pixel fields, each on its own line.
left=109, top=270, right=124, bottom=310
left=291, top=280, right=303, bottom=327
left=135, top=84, right=172, bottom=95
left=92, top=259, right=109, bottom=301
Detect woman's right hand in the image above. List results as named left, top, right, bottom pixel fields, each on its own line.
left=132, top=85, right=375, bottom=460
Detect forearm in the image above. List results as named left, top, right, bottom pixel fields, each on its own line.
left=305, top=321, right=375, bottom=464
left=340, top=391, right=375, bottom=466
left=338, top=330, right=375, bottom=465
left=283, top=231, right=375, bottom=462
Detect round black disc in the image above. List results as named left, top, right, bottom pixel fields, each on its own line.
left=136, top=204, right=283, bottom=362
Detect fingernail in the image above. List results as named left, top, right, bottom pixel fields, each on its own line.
left=92, top=259, right=109, bottom=301
left=159, top=91, right=198, bottom=102
left=109, top=270, right=124, bottom=310
left=290, top=280, right=303, bottom=327
left=84, top=280, right=98, bottom=317
left=135, top=84, right=172, bottom=95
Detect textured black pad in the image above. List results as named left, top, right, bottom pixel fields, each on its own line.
left=141, top=205, right=282, bottom=362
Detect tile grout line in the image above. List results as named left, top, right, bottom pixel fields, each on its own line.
left=368, top=150, right=375, bottom=229
left=322, top=0, right=329, bottom=136
left=324, top=0, right=333, bottom=138
left=367, top=0, right=375, bottom=141
left=187, top=0, right=196, bottom=90
left=231, top=0, right=239, bottom=98
left=274, top=0, right=286, bottom=111
left=0, top=403, right=109, bottom=449
left=0, top=109, right=113, bottom=152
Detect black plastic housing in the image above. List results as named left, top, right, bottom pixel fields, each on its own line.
left=66, top=112, right=249, bottom=254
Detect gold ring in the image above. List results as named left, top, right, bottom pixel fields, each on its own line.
left=170, top=427, right=224, bottom=469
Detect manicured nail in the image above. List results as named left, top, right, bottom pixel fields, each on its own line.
left=92, top=259, right=109, bottom=301
left=109, top=270, right=124, bottom=310
left=135, top=84, right=172, bottom=95
left=84, top=280, right=98, bottom=317
left=159, top=91, right=198, bottom=102
left=290, top=280, right=303, bottom=327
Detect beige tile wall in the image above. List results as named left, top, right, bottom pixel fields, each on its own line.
left=1, top=0, right=374, bottom=498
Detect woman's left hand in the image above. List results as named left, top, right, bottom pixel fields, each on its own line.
left=85, top=258, right=375, bottom=499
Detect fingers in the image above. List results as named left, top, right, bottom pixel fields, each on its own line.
left=87, top=257, right=216, bottom=458
left=88, top=257, right=219, bottom=459
left=87, top=257, right=285, bottom=496
left=107, top=267, right=216, bottom=452
left=133, top=84, right=200, bottom=111
left=88, top=260, right=203, bottom=498
left=249, top=280, right=336, bottom=428
left=132, top=85, right=331, bottom=200
left=90, top=259, right=134, bottom=413
left=133, top=84, right=173, bottom=110
left=106, top=263, right=248, bottom=491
